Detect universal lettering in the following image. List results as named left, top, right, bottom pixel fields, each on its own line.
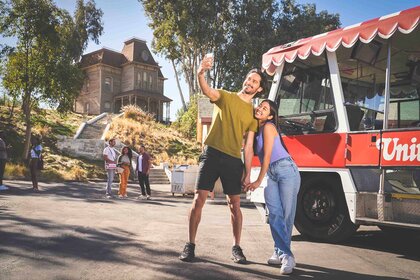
left=378, top=137, right=420, bottom=162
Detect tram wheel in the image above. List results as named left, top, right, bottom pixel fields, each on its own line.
left=294, top=176, right=358, bottom=243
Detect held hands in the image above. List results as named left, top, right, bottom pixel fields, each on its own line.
left=243, top=180, right=261, bottom=192
left=242, top=172, right=261, bottom=192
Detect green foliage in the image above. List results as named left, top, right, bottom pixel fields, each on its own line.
left=167, top=138, right=200, bottom=159
left=0, top=0, right=103, bottom=158
left=172, top=95, right=198, bottom=140
left=140, top=0, right=340, bottom=93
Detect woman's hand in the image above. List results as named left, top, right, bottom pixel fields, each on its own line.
left=244, top=180, right=261, bottom=192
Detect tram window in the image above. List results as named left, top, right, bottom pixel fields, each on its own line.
left=276, top=56, right=335, bottom=135
left=338, top=39, right=388, bottom=131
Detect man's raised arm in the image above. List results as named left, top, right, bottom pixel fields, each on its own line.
left=197, top=56, right=220, bottom=102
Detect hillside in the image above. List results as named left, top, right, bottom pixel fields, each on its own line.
left=0, top=104, right=200, bottom=182
left=0, top=104, right=106, bottom=181
left=105, top=105, right=201, bottom=166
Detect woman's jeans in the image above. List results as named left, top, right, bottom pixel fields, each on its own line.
left=264, top=157, right=301, bottom=257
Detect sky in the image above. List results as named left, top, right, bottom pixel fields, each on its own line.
left=1, top=0, right=419, bottom=120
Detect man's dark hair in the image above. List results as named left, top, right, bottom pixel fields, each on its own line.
left=246, top=68, right=267, bottom=96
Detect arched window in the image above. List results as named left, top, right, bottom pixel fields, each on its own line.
left=104, top=77, right=113, bottom=92
left=104, top=102, right=111, bottom=111
left=85, top=103, right=90, bottom=114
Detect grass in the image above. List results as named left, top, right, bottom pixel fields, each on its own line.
left=0, top=104, right=105, bottom=181
left=0, top=103, right=200, bottom=182
left=106, top=105, right=201, bottom=167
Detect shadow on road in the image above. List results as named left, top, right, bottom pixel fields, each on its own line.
left=292, top=228, right=420, bottom=263
left=292, top=263, right=406, bottom=280
left=0, top=181, right=196, bottom=206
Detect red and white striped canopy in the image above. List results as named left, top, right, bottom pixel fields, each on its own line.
left=262, top=6, right=420, bottom=75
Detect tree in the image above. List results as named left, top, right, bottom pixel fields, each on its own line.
left=172, top=95, right=198, bottom=139
left=140, top=0, right=340, bottom=96
left=0, top=0, right=103, bottom=159
left=141, top=0, right=231, bottom=99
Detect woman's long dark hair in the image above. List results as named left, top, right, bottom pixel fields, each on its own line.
left=257, top=99, right=289, bottom=152
left=119, top=146, right=133, bottom=164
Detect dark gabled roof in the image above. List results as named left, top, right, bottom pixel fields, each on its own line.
left=80, top=48, right=127, bottom=68
left=124, top=38, right=159, bottom=66
left=79, top=38, right=166, bottom=80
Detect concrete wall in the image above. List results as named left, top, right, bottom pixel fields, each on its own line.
left=57, top=136, right=105, bottom=161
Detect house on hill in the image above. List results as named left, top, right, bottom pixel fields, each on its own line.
left=74, top=38, right=172, bottom=122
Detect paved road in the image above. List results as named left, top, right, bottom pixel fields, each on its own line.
left=0, top=180, right=419, bottom=280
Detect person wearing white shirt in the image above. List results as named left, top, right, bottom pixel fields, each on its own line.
left=103, top=138, right=117, bottom=198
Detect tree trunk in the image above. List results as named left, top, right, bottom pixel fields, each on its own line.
left=22, top=90, right=32, bottom=160
left=171, top=59, right=187, bottom=111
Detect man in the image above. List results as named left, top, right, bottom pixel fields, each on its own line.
left=136, top=145, right=151, bottom=200
left=179, top=55, right=266, bottom=263
left=103, top=138, right=117, bottom=198
left=0, top=134, right=8, bottom=191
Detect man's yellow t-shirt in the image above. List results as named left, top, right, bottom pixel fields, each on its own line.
left=204, top=89, right=258, bottom=159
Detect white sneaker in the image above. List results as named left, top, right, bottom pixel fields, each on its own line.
left=0, top=185, right=8, bottom=191
left=280, top=255, right=296, bottom=275
left=146, top=195, right=151, bottom=200
left=267, top=251, right=285, bottom=265
left=137, top=195, right=146, bottom=200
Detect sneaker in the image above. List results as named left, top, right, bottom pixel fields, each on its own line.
left=118, top=195, right=124, bottom=199
left=267, top=250, right=285, bottom=265
left=146, top=195, right=151, bottom=200
left=280, top=255, right=296, bottom=275
left=231, top=245, right=247, bottom=264
left=179, top=242, right=195, bottom=262
left=137, top=195, right=146, bottom=200
left=106, top=194, right=112, bottom=199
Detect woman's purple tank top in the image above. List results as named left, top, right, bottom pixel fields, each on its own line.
left=255, top=122, right=289, bottom=164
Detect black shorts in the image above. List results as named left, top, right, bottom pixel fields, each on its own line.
left=196, top=146, right=244, bottom=195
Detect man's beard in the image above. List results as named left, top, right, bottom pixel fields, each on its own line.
left=243, top=85, right=255, bottom=95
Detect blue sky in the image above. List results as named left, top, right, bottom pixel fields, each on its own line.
left=1, top=0, right=419, bottom=120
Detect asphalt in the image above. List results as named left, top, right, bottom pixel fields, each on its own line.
left=0, top=180, right=286, bottom=280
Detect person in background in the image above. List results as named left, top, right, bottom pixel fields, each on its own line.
left=245, top=100, right=301, bottom=275
left=103, top=138, right=117, bottom=198
left=117, top=146, right=132, bottom=198
left=0, top=134, right=8, bottom=190
left=179, top=54, right=265, bottom=264
left=136, top=145, right=151, bottom=200
left=29, top=136, right=42, bottom=191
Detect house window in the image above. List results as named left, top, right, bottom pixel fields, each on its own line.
left=83, top=79, right=90, bottom=93
left=149, top=74, right=153, bottom=90
left=143, top=72, right=148, bottom=89
left=137, top=72, right=142, bottom=89
left=104, top=102, right=111, bottom=110
left=104, top=77, right=113, bottom=92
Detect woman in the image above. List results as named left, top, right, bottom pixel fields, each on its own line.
left=246, top=100, right=301, bottom=275
left=117, top=146, right=132, bottom=198
left=29, top=137, right=42, bottom=191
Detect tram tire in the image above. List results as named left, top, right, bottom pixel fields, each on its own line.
left=294, top=176, right=358, bottom=243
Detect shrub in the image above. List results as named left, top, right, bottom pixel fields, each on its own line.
left=172, top=95, right=198, bottom=140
